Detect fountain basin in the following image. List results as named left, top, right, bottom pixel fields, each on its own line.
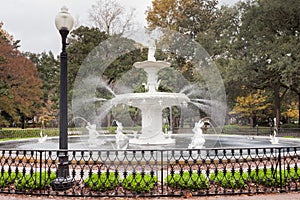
left=1, top=134, right=300, bottom=150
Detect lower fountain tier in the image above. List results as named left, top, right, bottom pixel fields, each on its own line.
left=110, top=92, right=190, bottom=108
left=110, top=92, right=189, bottom=145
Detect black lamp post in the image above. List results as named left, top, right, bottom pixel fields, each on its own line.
left=51, top=6, right=74, bottom=191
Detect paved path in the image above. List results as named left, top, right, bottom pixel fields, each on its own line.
left=0, top=192, right=300, bottom=200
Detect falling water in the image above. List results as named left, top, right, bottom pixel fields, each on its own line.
left=69, top=116, right=89, bottom=124
left=189, top=101, right=212, bottom=115
left=94, top=100, right=115, bottom=126
left=99, top=80, right=116, bottom=97
left=180, top=84, right=199, bottom=94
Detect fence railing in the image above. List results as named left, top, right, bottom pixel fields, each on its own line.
left=0, top=147, right=299, bottom=197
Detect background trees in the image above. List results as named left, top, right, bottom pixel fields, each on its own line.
left=230, top=0, right=300, bottom=127
left=146, top=0, right=300, bottom=127
left=27, top=51, right=60, bottom=126
left=0, top=0, right=299, bottom=128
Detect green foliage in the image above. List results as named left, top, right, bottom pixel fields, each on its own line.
left=107, top=126, right=117, bottom=134
left=28, top=51, right=60, bottom=120
left=250, top=168, right=281, bottom=187
left=250, top=167, right=300, bottom=187
left=231, top=0, right=300, bottom=126
left=0, top=171, right=22, bottom=188
left=15, top=171, right=56, bottom=190
left=0, top=129, right=59, bottom=140
left=209, top=170, right=249, bottom=189
left=122, top=172, right=157, bottom=193
left=285, top=167, right=300, bottom=182
left=84, top=172, right=120, bottom=191
left=166, top=171, right=209, bottom=190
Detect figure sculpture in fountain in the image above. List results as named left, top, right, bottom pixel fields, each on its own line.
left=270, top=117, right=279, bottom=144
left=188, top=119, right=206, bottom=149
left=115, top=121, right=128, bottom=142
left=38, top=120, right=47, bottom=143
left=148, top=44, right=156, bottom=62
left=86, top=122, right=105, bottom=147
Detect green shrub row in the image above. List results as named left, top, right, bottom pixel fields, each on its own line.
left=0, top=171, right=56, bottom=189
left=0, top=129, right=59, bottom=139
left=166, top=167, right=300, bottom=190
left=166, top=171, right=209, bottom=190
left=84, top=172, right=157, bottom=193
left=0, top=167, right=299, bottom=192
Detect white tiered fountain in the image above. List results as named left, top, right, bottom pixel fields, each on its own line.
left=109, top=46, right=190, bottom=145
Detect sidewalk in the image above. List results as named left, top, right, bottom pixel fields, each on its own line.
left=0, top=192, right=300, bottom=200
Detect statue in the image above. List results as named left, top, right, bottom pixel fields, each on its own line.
left=115, top=121, right=128, bottom=142
left=188, top=119, right=206, bottom=149
left=38, top=120, right=47, bottom=143
left=147, top=39, right=156, bottom=61
left=270, top=117, right=279, bottom=144
left=86, top=122, right=105, bottom=146
left=38, top=130, right=48, bottom=143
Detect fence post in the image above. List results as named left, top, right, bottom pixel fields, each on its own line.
left=278, top=148, right=283, bottom=192
left=39, top=150, right=43, bottom=193
left=161, top=150, right=164, bottom=195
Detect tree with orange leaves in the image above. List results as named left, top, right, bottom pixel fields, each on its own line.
left=0, top=22, right=42, bottom=128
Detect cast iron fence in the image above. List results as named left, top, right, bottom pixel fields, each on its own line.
left=0, top=147, right=299, bottom=197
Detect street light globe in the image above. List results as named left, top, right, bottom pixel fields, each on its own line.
left=55, top=6, right=74, bottom=31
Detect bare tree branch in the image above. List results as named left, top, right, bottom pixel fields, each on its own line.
left=89, top=0, right=136, bottom=36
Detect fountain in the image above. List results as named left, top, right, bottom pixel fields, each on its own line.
left=70, top=31, right=228, bottom=150
left=109, top=46, right=189, bottom=145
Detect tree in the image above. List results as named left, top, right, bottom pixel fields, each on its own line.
left=146, top=0, right=220, bottom=79
left=67, top=26, right=109, bottom=98
left=0, top=24, right=42, bottom=127
left=231, top=0, right=300, bottom=128
left=147, top=0, right=218, bottom=38
left=88, top=0, right=136, bottom=36
left=281, top=96, right=299, bottom=124
left=232, top=90, right=272, bottom=126
left=27, top=51, right=60, bottom=127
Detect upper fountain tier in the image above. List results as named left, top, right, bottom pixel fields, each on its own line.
left=112, top=57, right=190, bottom=108
left=133, top=61, right=170, bottom=93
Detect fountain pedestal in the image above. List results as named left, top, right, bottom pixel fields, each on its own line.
left=129, top=104, right=175, bottom=144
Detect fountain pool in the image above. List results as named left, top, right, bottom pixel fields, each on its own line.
left=1, top=134, right=300, bottom=151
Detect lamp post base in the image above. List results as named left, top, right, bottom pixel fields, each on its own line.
left=51, top=150, right=74, bottom=191
left=51, top=177, right=74, bottom=191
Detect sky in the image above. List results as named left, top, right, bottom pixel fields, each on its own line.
left=0, top=0, right=240, bottom=56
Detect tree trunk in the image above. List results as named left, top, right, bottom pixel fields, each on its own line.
left=273, top=82, right=289, bottom=129
left=273, top=82, right=281, bottom=129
